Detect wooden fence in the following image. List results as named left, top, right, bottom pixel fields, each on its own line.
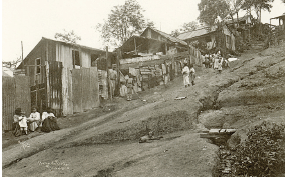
left=72, top=67, right=99, bottom=113
left=2, top=76, right=31, bottom=131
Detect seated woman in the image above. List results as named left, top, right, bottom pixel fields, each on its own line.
left=27, top=106, right=41, bottom=132
left=13, top=108, right=23, bottom=136
left=41, top=107, right=60, bottom=132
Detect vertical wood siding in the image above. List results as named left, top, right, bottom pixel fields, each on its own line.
left=82, top=68, right=91, bottom=110
left=48, top=61, right=63, bottom=116
left=72, top=69, right=82, bottom=113
left=2, top=76, right=31, bottom=131
left=72, top=67, right=99, bottom=113
left=90, top=67, right=100, bottom=108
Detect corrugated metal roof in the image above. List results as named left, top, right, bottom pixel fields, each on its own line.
left=17, top=37, right=110, bottom=69
left=42, top=37, right=107, bottom=52
left=270, top=13, right=285, bottom=20
left=177, top=27, right=213, bottom=41
left=148, top=27, right=188, bottom=46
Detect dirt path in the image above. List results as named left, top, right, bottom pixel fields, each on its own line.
left=3, top=43, right=285, bottom=177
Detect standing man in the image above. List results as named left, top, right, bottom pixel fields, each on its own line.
left=109, top=68, right=117, bottom=97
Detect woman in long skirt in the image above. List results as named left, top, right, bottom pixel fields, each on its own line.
left=41, top=107, right=60, bottom=132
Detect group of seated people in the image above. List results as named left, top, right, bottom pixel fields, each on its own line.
left=13, top=107, right=60, bottom=137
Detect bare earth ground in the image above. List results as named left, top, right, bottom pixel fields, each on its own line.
left=2, top=42, right=285, bottom=177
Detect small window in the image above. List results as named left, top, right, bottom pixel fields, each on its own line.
left=72, top=50, right=80, bottom=67
left=35, top=58, right=41, bottom=74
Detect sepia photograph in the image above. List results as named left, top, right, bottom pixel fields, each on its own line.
left=2, top=0, right=285, bottom=176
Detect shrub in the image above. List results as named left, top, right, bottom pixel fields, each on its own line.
left=233, top=121, right=285, bottom=176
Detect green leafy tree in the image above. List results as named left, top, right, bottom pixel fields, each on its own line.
left=54, top=30, right=81, bottom=44
left=96, top=0, right=154, bottom=47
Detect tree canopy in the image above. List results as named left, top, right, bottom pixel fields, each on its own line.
left=54, top=30, right=81, bottom=44
left=170, top=21, right=199, bottom=37
left=96, top=0, right=154, bottom=47
left=198, top=0, right=230, bottom=26
left=241, top=0, right=274, bottom=22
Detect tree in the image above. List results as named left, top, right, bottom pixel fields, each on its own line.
left=170, top=29, right=181, bottom=37
left=198, top=0, right=230, bottom=26
left=198, top=0, right=231, bottom=54
left=241, top=0, right=274, bottom=23
left=170, top=21, right=199, bottom=37
left=54, top=30, right=81, bottom=44
left=181, top=21, right=200, bottom=32
left=225, top=0, right=244, bottom=24
left=96, top=0, right=154, bottom=47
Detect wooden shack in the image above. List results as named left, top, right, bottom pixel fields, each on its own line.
left=17, top=37, right=114, bottom=116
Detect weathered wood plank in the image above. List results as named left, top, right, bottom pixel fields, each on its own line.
left=81, top=68, right=91, bottom=110
left=90, top=67, right=99, bottom=108
left=72, top=69, right=82, bottom=113
left=2, top=77, right=16, bottom=131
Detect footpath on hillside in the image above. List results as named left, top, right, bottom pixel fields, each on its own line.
left=3, top=42, right=285, bottom=177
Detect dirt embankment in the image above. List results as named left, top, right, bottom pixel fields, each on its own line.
left=199, top=42, right=285, bottom=137
left=198, top=43, right=285, bottom=176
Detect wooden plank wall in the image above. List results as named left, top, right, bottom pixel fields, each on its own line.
left=82, top=68, right=91, bottom=110
left=62, top=68, right=73, bottom=115
left=48, top=61, right=63, bottom=116
left=2, top=77, right=16, bottom=131
left=2, top=76, right=31, bottom=131
left=72, top=67, right=100, bottom=113
left=90, top=67, right=99, bottom=108
left=72, top=69, right=82, bottom=113
left=15, top=76, right=31, bottom=116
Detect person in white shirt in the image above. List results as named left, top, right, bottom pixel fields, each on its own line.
left=181, top=63, right=190, bottom=87
left=41, top=107, right=60, bottom=132
left=27, top=107, right=41, bottom=132
left=18, top=111, right=28, bottom=135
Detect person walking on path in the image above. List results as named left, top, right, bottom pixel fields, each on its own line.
left=189, top=64, right=195, bottom=86
left=181, top=63, right=190, bottom=87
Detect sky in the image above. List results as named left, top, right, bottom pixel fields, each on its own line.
left=2, top=0, right=285, bottom=62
